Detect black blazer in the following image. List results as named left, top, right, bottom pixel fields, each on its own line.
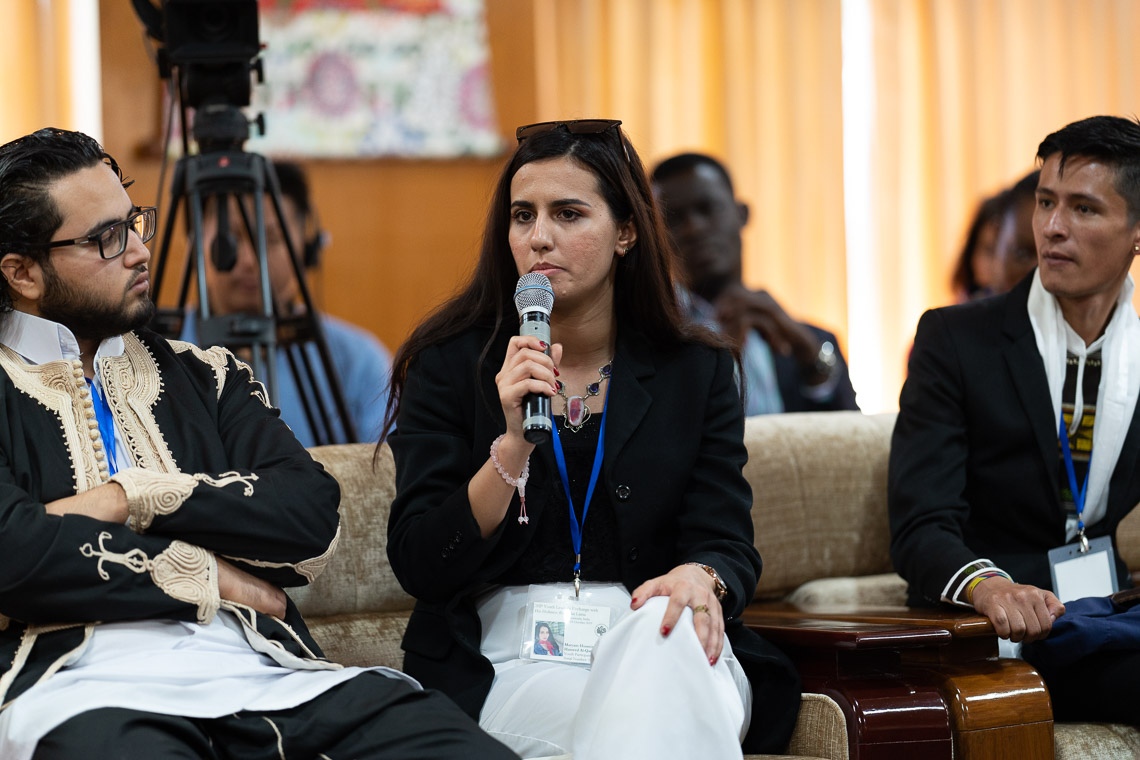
left=889, top=275, right=1140, bottom=605
left=774, top=324, right=860, bottom=413
left=386, top=323, right=801, bottom=753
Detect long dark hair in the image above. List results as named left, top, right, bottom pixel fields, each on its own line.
left=950, top=191, right=1005, bottom=300
left=379, top=123, right=721, bottom=442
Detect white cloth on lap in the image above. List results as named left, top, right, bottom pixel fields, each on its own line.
left=476, top=584, right=750, bottom=760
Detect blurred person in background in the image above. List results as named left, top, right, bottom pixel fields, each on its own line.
left=184, top=161, right=392, bottom=446
left=651, top=152, right=858, bottom=416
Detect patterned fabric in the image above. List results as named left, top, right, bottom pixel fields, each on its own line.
left=1060, top=350, right=1101, bottom=526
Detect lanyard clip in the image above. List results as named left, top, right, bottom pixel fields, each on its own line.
left=1079, top=529, right=1090, bottom=554
left=573, top=568, right=581, bottom=599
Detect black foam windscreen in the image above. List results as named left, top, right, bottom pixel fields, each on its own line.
left=210, top=195, right=238, bottom=272
left=211, top=231, right=238, bottom=273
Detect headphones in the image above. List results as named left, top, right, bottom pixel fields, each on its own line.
left=300, top=205, right=328, bottom=269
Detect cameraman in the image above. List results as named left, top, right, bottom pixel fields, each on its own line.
left=182, top=161, right=392, bottom=446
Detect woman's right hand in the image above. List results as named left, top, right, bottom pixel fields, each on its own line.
left=494, top=335, right=562, bottom=437
left=466, top=336, right=562, bottom=537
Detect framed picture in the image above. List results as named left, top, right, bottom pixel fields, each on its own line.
left=248, top=0, right=502, bottom=158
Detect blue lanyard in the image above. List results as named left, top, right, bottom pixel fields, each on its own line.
left=1059, top=415, right=1090, bottom=542
left=87, top=378, right=118, bottom=476
left=551, top=388, right=609, bottom=597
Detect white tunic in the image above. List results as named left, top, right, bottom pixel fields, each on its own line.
left=0, top=612, right=415, bottom=760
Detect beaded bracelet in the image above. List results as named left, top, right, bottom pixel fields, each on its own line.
left=490, top=434, right=530, bottom=525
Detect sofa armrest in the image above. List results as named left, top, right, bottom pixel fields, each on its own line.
left=745, top=611, right=954, bottom=759
left=745, top=602, right=1054, bottom=759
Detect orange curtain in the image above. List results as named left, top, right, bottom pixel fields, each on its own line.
left=0, top=1, right=86, bottom=142
left=861, top=0, right=1140, bottom=410
left=536, top=0, right=1140, bottom=412
left=531, top=0, right=850, bottom=368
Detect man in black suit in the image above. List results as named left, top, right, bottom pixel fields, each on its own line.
left=890, top=115, right=1140, bottom=724
left=651, top=153, right=858, bottom=415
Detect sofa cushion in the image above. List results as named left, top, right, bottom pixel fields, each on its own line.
left=289, top=443, right=414, bottom=618
left=1054, top=721, right=1140, bottom=758
left=746, top=412, right=897, bottom=600
left=785, top=572, right=908, bottom=608
left=303, top=611, right=409, bottom=670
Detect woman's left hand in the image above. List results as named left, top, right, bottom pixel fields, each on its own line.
left=630, top=564, right=724, bottom=665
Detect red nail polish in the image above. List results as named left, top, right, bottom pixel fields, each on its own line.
left=661, top=625, right=671, bottom=636
left=709, top=656, right=718, bottom=666
left=553, top=367, right=560, bottom=376
left=539, top=340, right=548, bottom=349
left=631, top=596, right=638, bottom=604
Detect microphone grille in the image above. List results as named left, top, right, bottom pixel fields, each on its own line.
left=514, top=273, right=554, bottom=315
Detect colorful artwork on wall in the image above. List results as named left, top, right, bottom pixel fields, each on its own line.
left=248, top=0, right=502, bottom=157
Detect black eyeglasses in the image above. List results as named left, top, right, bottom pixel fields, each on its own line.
left=45, top=206, right=157, bottom=260
left=515, top=119, right=631, bottom=164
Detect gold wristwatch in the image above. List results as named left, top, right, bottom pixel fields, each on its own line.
left=686, top=562, right=727, bottom=601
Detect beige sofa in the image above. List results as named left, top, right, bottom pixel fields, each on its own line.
left=291, top=411, right=1140, bottom=759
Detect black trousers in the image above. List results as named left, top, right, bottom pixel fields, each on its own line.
left=32, top=672, right=518, bottom=760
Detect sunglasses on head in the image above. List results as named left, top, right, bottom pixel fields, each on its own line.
left=515, top=119, right=631, bottom=165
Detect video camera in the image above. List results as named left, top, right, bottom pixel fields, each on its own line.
left=132, top=0, right=262, bottom=151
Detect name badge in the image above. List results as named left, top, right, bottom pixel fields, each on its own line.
left=1048, top=535, right=1118, bottom=603
left=522, top=583, right=626, bottom=665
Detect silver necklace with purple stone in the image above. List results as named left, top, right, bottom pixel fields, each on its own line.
left=556, top=359, right=613, bottom=432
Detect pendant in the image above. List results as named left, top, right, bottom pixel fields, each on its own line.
left=566, top=395, right=590, bottom=429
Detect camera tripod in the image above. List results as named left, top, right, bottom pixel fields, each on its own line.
left=149, top=109, right=358, bottom=445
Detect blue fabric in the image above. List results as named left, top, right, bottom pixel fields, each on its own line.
left=1022, top=595, right=1140, bottom=674
left=678, top=288, right=784, bottom=415
left=86, top=378, right=118, bottom=475
left=182, top=313, right=391, bottom=447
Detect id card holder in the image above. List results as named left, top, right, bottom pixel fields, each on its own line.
left=521, top=583, right=619, bottom=666
left=1048, top=535, right=1118, bottom=603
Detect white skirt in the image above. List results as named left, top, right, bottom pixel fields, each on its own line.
left=476, top=584, right=752, bottom=760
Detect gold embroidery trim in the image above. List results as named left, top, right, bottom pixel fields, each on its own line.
left=169, top=340, right=228, bottom=400
left=0, top=348, right=103, bottom=492
left=113, top=469, right=260, bottom=532
left=113, top=470, right=197, bottom=532
left=171, top=340, right=270, bottom=407
left=151, top=541, right=220, bottom=624
left=79, top=532, right=219, bottom=623
left=223, top=522, right=341, bottom=584
left=100, top=335, right=177, bottom=475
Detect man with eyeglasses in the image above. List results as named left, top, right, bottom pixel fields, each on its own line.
left=0, top=128, right=515, bottom=759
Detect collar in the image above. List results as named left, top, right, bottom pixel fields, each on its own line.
left=0, top=309, right=125, bottom=368
left=1026, top=270, right=1140, bottom=535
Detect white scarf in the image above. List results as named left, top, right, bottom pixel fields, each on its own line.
left=1027, top=270, right=1140, bottom=538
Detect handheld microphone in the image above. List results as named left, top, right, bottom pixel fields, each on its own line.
left=514, top=273, right=555, bottom=444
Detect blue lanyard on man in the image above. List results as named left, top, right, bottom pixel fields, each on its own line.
left=1059, top=416, right=1091, bottom=553
left=551, top=390, right=610, bottom=599
left=87, top=377, right=119, bottom=476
